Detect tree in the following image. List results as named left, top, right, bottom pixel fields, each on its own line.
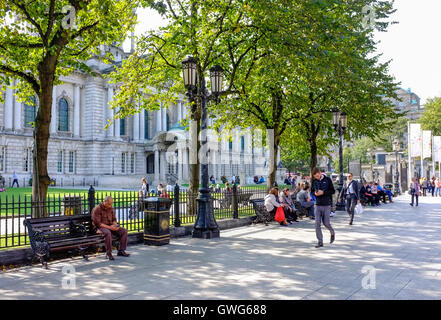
left=211, top=0, right=399, bottom=187
left=0, top=0, right=138, bottom=217
left=420, top=97, right=441, bottom=136
left=110, top=0, right=266, bottom=207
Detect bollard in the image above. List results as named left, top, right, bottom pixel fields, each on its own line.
left=174, top=183, right=181, bottom=227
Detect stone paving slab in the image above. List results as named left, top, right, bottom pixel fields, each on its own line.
left=1, top=194, right=441, bottom=300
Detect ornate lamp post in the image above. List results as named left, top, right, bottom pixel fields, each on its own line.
left=393, top=137, right=401, bottom=195
left=182, top=56, right=223, bottom=239
left=332, top=108, right=347, bottom=211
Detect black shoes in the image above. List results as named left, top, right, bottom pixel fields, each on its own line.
left=106, top=253, right=115, bottom=260
left=315, top=243, right=324, bottom=248
left=117, top=250, right=130, bottom=257
left=330, top=235, right=335, bottom=244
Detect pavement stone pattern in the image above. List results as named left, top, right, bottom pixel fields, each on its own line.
left=1, top=194, right=441, bottom=300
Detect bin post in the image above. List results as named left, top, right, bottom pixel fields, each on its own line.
left=144, top=197, right=171, bottom=246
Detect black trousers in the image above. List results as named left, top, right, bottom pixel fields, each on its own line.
left=346, top=194, right=357, bottom=224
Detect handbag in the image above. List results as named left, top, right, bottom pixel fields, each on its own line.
left=274, top=206, right=286, bottom=223
left=355, top=203, right=364, bottom=214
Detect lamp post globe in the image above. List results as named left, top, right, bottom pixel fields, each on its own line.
left=209, top=65, right=224, bottom=94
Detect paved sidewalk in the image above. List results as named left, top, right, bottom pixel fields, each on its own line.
left=1, top=194, right=441, bottom=300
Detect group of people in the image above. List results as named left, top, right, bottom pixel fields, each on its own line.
left=409, top=176, right=441, bottom=207
left=359, top=181, right=394, bottom=206
left=419, top=177, right=441, bottom=197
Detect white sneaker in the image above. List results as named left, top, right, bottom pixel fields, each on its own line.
left=330, top=212, right=335, bottom=217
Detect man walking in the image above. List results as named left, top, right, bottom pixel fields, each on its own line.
left=311, top=168, right=336, bottom=248
left=338, top=173, right=360, bottom=225
left=11, top=171, right=19, bottom=188
left=92, top=196, right=130, bottom=260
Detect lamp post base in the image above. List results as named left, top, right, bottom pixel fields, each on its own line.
left=192, top=192, right=220, bottom=239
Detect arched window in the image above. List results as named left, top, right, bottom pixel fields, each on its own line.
left=24, top=96, right=36, bottom=128
left=146, top=154, right=155, bottom=174
left=58, top=98, right=69, bottom=131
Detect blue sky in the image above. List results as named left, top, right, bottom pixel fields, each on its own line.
left=124, top=1, right=441, bottom=105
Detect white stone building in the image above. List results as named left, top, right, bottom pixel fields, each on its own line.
left=0, top=45, right=285, bottom=189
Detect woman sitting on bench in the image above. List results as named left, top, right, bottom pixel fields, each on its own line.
left=264, top=187, right=290, bottom=226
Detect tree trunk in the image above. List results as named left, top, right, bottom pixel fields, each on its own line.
left=309, top=133, right=318, bottom=186
left=32, top=63, right=56, bottom=218
left=267, top=127, right=280, bottom=190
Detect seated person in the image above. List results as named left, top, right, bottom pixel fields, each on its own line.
left=92, top=196, right=130, bottom=260
left=383, top=185, right=394, bottom=203
left=376, top=183, right=387, bottom=203
left=258, top=176, right=265, bottom=184
left=371, top=182, right=380, bottom=206
left=360, top=182, right=374, bottom=206
left=264, top=187, right=290, bottom=226
left=279, top=188, right=298, bottom=222
left=297, top=184, right=315, bottom=219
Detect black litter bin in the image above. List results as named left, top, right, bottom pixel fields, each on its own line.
left=144, top=197, right=172, bottom=246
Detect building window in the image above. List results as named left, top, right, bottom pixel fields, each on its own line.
left=130, top=153, right=135, bottom=174
left=146, top=154, right=155, bottom=174
left=229, top=139, right=233, bottom=151
left=144, top=112, right=149, bottom=139
left=120, top=118, right=126, bottom=136
left=58, top=98, right=69, bottom=132
left=241, top=136, right=245, bottom=152
left=0, top=147, right=5, bottom=172
left=23, top=148, right=31, bottom=172
left=121, top=152, right=127, bottom=174
left=24, top=96, right=36, bottom=128
left=57, top=150, right=64, bottom=173
left=68, top=151, right=75, bottom=174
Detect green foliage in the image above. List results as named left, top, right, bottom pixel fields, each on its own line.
left=420, top=97, right=441, bottom=136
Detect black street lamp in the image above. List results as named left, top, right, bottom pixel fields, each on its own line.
left=393, top=137, right=401, bottom=196
left=182, top=56, right=223, bottom=239
left=332, top=108, right=347, bottom=211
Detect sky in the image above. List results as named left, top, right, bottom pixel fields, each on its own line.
left=124, top=1, right=441, bottom=105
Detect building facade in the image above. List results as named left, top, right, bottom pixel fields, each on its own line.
left=0, top=46, right=285, bottom=189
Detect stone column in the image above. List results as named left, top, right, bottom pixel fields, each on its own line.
left=133, top=112, right=140, bottom=142
left=140, top=109, right=145, bottom=141
left=178, top=101, right=182, bottom=123
left=106, top=86, right=114, bottom=138
left=154, top=149, right=160, bottom=183
left=4, top=85, right=13, bottom=130
left=73, top=85, right=81, bottom=137
left=162, top=105, right=167, bottom=131
left=183, top=148, right=189, bottom=182
left=50, top=86, right=57, bottom=134
left=13, top=86, right=22, bottom=131
left=177, top=142, right=184, bottom=182
left=156, top=107, right=162, bottom=132
left=160, top=150, right=166, bottom=182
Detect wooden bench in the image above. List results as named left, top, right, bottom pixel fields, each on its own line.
left=250, top=199, right=273, bottom=225
left=23, top=214, right=117, bottom=268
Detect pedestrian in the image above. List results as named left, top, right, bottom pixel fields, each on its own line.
left=311, top=168, right=336, bottom=248
left=11, top=171, right=19, bottom=188
left=338, top=173, right=360, bottom=225
left=91, top=196, right=130, bottom=260
left=139, top=178, right=148, bottom=198
left=431, top=177, right=436, bottom=197
left=435, top=178, right=441, bottom=197
left=421, top=178, right=428, bottom=197
left=264, top=187, right=289, bottom=226
left=410, top=177, right=420, bottom=207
